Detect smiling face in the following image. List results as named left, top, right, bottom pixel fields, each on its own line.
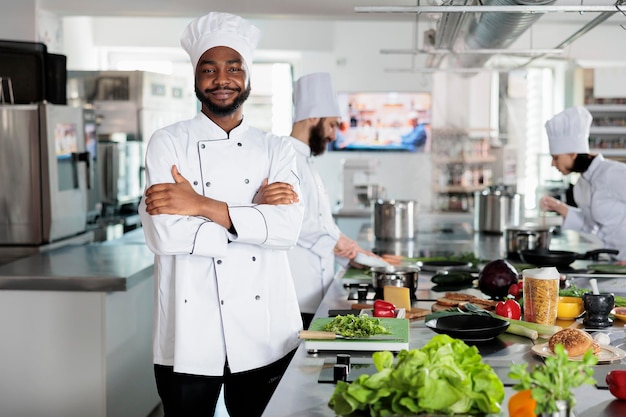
left=551, top=153, right=577, bottom=175
left=194, top=46, right=251, bottom=121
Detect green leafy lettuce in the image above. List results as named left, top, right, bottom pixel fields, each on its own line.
left=328, top=334, right=504, bottom=416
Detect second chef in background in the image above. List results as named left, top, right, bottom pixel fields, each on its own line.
left=286, top=72, right=376, bottom=328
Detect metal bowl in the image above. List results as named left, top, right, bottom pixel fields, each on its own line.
left=370, top=265, right=419, bottom=297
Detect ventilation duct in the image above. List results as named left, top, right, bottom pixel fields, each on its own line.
left=430, top=0, right=556, bottom=69
left=425, top=0, right=474, bottom=68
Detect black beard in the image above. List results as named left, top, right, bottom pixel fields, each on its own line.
left=195, top=82, right=251, bottom=117
left=309, top=119, right=329, bottom=156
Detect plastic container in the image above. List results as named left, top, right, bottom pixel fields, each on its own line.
left=523, top=267, right=560, bottom=325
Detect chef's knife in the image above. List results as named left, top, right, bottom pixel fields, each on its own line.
left=298, top=330, right=403, bottom=341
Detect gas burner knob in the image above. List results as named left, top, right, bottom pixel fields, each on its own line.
left=333, top=364, right=349, bottom=382
left=336, top=353, right=351, bottom=368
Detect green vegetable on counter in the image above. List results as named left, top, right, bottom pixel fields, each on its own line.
left=328, top=334, right=505, bottom=416
left=321, top=314, right=391, bottom=338
left=559, top=284, right=626, bottom=307
left=464, top=303, right=562, bottom=337
left=427, top=303, right=561, bottom=339
left=509, top=344, right=598, bottom=414
left=559, top=284, right=590, bottom=298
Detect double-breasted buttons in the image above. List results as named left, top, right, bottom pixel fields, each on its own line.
left=237, top=142, right=242, bottom=147
left=252, top=256, right=256, bottom=261
left=206, top=182, right=211, bottom=187
left=200, top=144, right=206, bottom=149
left=193, top=181, right=198, bottom=185
left=244, top=179, right=250, bottom=184
left=255, top=295, right=260, bottom=300
left=217, top=260, right=222, bottom=265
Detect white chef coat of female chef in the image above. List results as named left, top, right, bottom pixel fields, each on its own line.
left=562, top=154, right=626, bottom=260
left=139, top=113, right=304, bottom=376
left=286, top=138, right=349, bottom=314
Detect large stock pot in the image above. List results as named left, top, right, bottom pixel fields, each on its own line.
left=372, top=199, right=419, bottom=240
left=474, top=185, right=524, bottom=234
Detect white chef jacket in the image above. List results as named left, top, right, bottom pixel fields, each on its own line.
left=139, top=113, right=304, bottom=376
left=286, top=138, right=349, bottom=314
left=562, top=154, right=626, bottom=260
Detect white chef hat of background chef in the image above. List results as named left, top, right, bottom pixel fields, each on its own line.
left=545, top=106, right=592, bottom=155
left=180, top=12, right=261, bottom=73
left=293, top=72, right=341, bottom=122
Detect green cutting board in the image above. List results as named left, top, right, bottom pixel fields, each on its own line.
left=587, top=264, right=626, bottom=274
left=342, top=267, right=372, bottom=281
left=303, top=317, right=410, bottom=352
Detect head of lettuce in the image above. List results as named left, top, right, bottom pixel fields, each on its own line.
left=328, top=334, right=504, bottom=416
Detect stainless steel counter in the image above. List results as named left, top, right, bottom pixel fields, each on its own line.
left=0, top=228, right=153, bottom=291
left=0, top=228, right=159, bottom=417
left=262, top=222, right=626, bottom=417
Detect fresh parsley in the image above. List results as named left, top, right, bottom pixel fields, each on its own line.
left=509, top=344, right=598, bottom=414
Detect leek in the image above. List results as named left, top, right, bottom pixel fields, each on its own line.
left=464, top=303, right=562, bottom=337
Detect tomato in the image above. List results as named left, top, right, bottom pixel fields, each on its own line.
left=509, top=281, right=524, bottom=300
left=495, top=299, right=522, bottom=320
left=606, top=370, right=626, bottom=400
left=374, top=299, right=396, bottom=318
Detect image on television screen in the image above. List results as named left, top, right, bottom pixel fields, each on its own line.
left=332, top=92, right=432, bottom=152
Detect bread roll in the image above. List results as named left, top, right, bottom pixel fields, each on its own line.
left=548, top=328, right=594, bottom=357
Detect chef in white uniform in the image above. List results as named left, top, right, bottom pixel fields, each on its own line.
left=281, top=73, right=377, bottom=327
left=540, top=106, right=626, bottom=262
left=139, top=12, right=304, bottom=417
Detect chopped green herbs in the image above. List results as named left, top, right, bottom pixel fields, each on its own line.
left=559, top=283, right=590, bottom=298
left=321, top=314, right=391, bottom=338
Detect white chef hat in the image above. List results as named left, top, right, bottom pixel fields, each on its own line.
left=293, top=72, right=341, bottom=122
left=545, top=106, right=592, bottom=155
left=180, top=12, right=261, bottom=73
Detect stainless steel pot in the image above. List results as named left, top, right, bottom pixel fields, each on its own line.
left=371, top=265, right=419, bottom=299
left=474, top=185, right=524, bottom=234
left=505, top=225, right=552, bottom=260
left=372, top=199, right=419, bottom=240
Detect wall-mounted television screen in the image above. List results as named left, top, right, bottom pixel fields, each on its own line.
left=332, top=92, right=432, bottom=152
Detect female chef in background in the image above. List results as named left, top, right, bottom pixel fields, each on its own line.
left=540, top=106, right=626, bottom=263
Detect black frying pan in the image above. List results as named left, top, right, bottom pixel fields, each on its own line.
left=519, top=248, right=619, bottom=268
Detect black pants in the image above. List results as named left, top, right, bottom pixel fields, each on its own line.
left=301, top=312, right=315, bottom=330
left=154, top=350, right=296, bottom=417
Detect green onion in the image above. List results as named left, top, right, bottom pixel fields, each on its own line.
left=464, top=303, right=561, bottom=337
left=506, top=322, right=538, bottom=340
left=495, top=315, right=561, bottom=337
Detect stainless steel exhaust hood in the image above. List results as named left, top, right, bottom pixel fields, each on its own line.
left=357, top=1, right=626, bottom=73
left=447, top=0, right=557, bottom=69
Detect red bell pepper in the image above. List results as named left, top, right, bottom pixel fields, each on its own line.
left=495, top=299, right=522, bottom=320
left=606, top=370, right=626, bottom=400
left=373, top=299, right=396, bottom=318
